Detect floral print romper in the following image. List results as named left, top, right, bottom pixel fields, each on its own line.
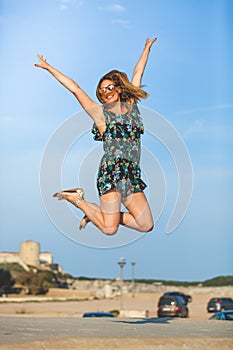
left=92, top=103, right=147, bottom=199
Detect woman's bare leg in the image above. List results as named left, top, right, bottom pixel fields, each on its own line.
left=60, top=190, right=121, bottom=235
left=55, top=190, right=153, bottom=234
left=121, top=192, right=154, bottom=232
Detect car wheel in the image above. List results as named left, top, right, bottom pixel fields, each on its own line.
left=181, top=310, right=187, bottom=318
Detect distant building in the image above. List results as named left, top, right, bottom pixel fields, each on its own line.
left=0, top=252, right=30, bottom=271
left=20, top=240, right=40, bottom=268
left=40, top=252, right=53, bottom=265
left=0, top=240, right=62, bottom=272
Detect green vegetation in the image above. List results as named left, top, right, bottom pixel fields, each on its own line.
left=75, top=276, right=108, bottom=281
left=0, top=263, right=59, bottom=295
left=128, top=276, right=233, bottom=287
left=1, top=263, right=233, bottom=296
left=127, top=279, right=199, bottom=286
left=38, top=269, right=57, bottom=288
left=0, top=263, right=24, bottom=273
left=202, top=275, right=233, bottom=287
left=0, top=269, right=14, bottom=293
left=109, top=309, right=120, bottom=316
left=16, top=270, right=49, bottom=295
left=78, top=276, right=233, bottom=287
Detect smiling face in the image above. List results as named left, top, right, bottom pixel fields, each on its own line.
left=98, top=79, right=122, bottom=104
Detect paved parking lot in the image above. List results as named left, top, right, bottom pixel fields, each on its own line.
left=0, top=316, right=232, bottom=349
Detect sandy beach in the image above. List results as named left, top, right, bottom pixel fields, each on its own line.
left=0, top=288, right=232, bottom=319
left=0, top=288, right=232, bottom=349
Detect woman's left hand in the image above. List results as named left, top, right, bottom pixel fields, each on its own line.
left=145, top=37, right=157, bottom=50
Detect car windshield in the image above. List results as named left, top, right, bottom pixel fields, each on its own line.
left=160, top=298, right=176, bottom=306
left=210, top=298, right=218, bottom=303
left=176, top=296, right=185, bottom=305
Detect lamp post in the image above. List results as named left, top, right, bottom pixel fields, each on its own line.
left=131, top=262, right=136, bottom=298
left=118, top=257, right=126, bottom=311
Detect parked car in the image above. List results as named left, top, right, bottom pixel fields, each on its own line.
left=157, top=295, right=189, bottom=318
left=207, top=298, right=233, bottom=312
left=163, top=291, right=192, bottom=304
left=209, top=310, right=233, bottom=321
left=82, top=312, right=115, bottom=318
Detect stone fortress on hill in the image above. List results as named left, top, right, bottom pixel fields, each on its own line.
left=0, top=240, right=62, bottom=273
left=1, top=241, right=232, bottom=302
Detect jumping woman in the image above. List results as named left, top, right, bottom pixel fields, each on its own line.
left=35, top=37, right=157, bottom=235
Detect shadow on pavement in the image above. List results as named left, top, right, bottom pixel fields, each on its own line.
left=113, top=317, right=173, bottom=324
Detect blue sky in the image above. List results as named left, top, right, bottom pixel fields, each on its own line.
left=0, top=0, right=232, bottom=281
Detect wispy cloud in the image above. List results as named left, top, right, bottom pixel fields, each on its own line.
left=0, top=115, right=15, bottom=122
left=98, top=3, right=129, bottom=27
left=182, top=116, right=233, bottom=142
left=174, top=103, right=233, bottom=116
left=183, top=118, right=206, bottom=139
left=98, top=3, right=126, bottom=13
left=112, top=19, right=130, bottom=27
left=58, top=0, right=83, bottom=11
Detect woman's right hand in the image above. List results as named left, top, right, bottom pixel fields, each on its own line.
left=34, top=54, right=50, bottom=69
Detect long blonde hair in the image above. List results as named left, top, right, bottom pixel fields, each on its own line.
left=96, top=70, right=149, bottom=106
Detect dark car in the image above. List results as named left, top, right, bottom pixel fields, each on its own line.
left=82, top=312, right=115, bottom=318
left=209, top=310, right=233, bottom=321
left=157, top=295, right=189, bottom=318
left=163, top=291, right=192, bottom=304
left=207, top=298, right=233, bottom=312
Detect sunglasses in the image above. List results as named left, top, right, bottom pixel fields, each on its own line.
left=99, top=84, right=117, bottom=93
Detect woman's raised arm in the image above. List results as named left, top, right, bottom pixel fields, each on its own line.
left=131, top=38, right=157, bottom=87
left=34, top=55, right=102, bottom=120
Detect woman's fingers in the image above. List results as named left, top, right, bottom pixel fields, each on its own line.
left=145, top=37, right=157, bottom=48
left=34, top=54, right=47, bottom=68
left=149, top=38, right=157, bottom=50
left=148, top=37, right=157, bottom=45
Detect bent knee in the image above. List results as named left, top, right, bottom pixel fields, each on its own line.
left=139, top=223, right=154, bottom=233
left=102, top=226, right=119, bottom=236
left=146, top=224, right=154, bottom=232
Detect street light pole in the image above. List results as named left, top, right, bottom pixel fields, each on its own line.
left=131, top=262, right=136, bottom=298
left=118, top=257, right=126, bottom=311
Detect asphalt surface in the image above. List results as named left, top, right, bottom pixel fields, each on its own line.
left=0, top=316, right=232, bottom=343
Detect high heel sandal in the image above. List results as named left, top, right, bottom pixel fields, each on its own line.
left=79, top=215, right=90, bottom=230
left=53, top=188, right=85, bottom=207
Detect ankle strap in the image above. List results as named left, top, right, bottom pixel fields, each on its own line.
left=74, top=189, right=84, bottom=207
